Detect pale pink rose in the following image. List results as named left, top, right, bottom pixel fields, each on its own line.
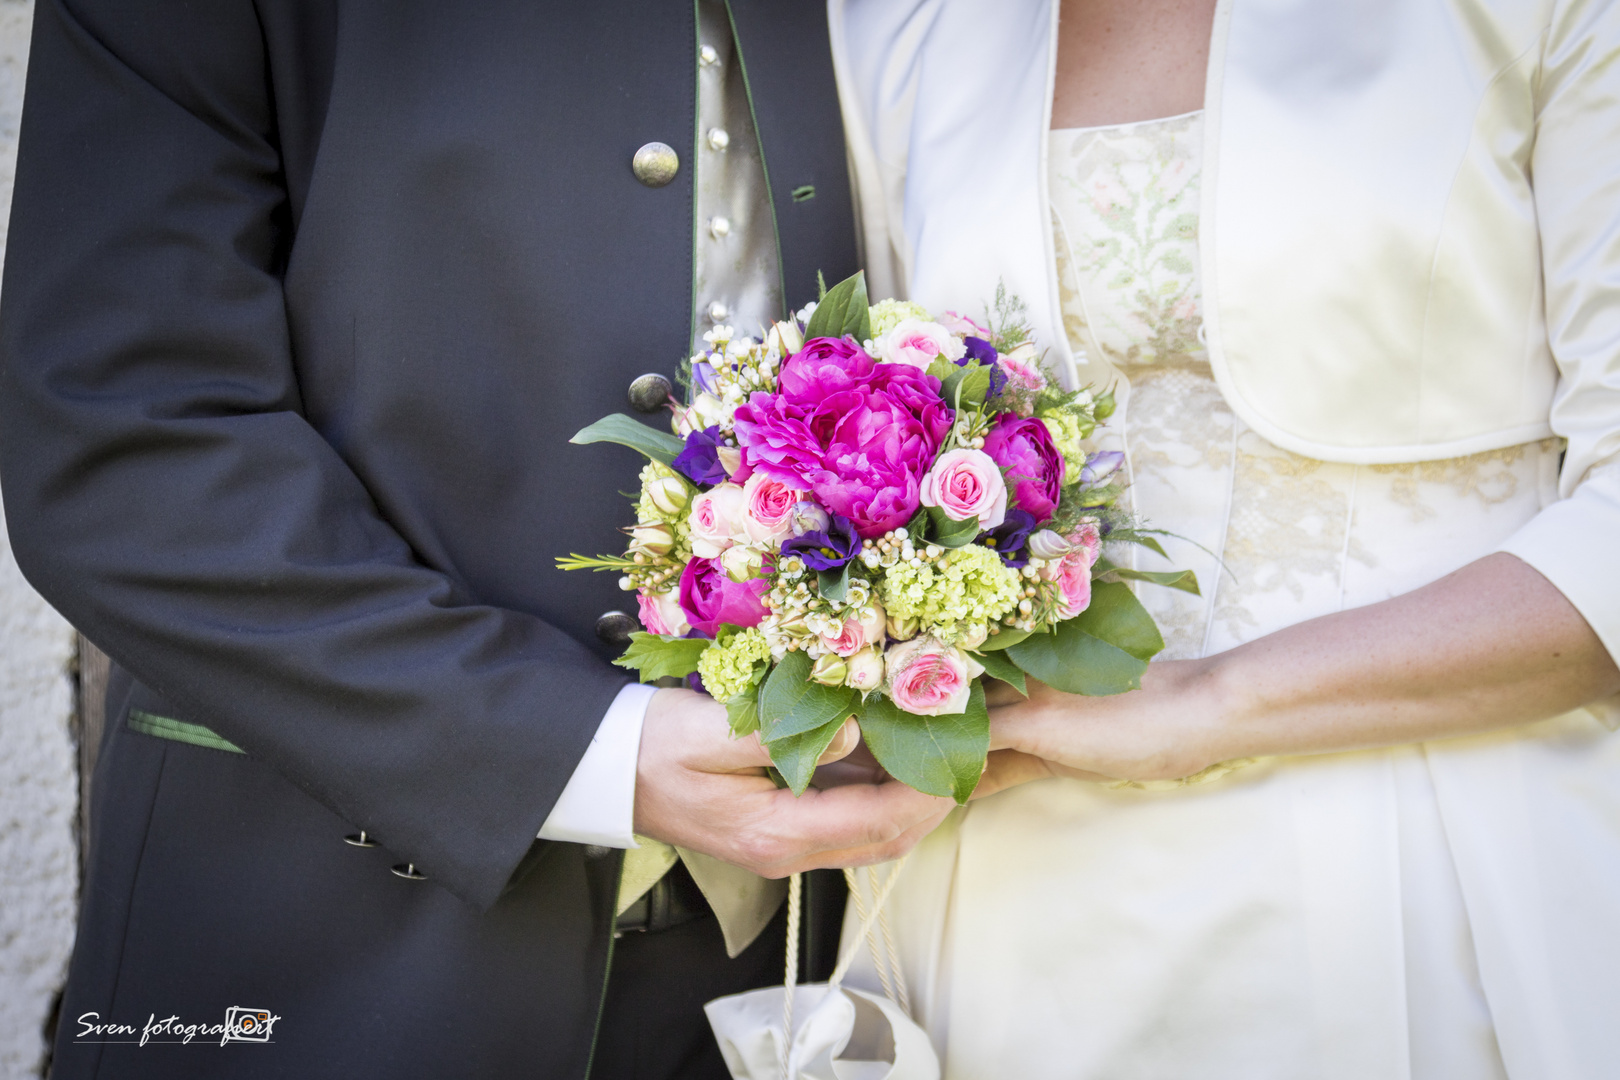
left=919, top=448, right=1008, bottom=530
left=740, top=473, right=805, bottom=545
left=636, top=590, right=690, bottom=637
left=1041, top=524, right=1100, bottom=620
left=820, top=601, right=887, bottom=657
left=998, top=343, right=1047, bottom=398
left=884, top=637, right=984, bottom=716
left=845, top=647, right=886, bottom=692
left=937, top=310, right=989, bottom=338
left=689, top=483, right=747, bottom=558
left=880, top=318, right=967, bottom=369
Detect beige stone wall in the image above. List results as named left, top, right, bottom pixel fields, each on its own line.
left=0, top=3, right=82, bottom=1078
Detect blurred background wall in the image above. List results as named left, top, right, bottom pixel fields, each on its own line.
left=0, top=3, right=82, bottom=1077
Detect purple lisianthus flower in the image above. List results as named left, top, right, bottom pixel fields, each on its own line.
left=780, top=514, right=858, bottom=571
left=733, top=339, right=952, bottom=538
left=678, top=556, right=769, bottom=638
left=692, top=360, right=720, bottom=396
left=983, top=414, right=1066, bottom=522
left=980, top=507, right=1037, bottom=567
left=672, top=426, right=729, bottom=486
left=961, top=336, right=998, bottom=365
left=1080, top=450, right=1126, bottom=485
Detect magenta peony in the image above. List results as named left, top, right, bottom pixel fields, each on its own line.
left=982, top=413, right=1065, bottom=522
left=678, top=556, right=769, bottom=637
left=733, top=337, right=952, bottom=538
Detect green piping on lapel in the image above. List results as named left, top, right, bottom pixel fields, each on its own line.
left=688, top=0, right=703, bottom=351
left=128, top=710, right=244, bottom=755
left=722, top=0, right=788, bottom=317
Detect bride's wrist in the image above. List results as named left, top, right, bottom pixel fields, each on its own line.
left=1153, top=653, right=1260, bottom=774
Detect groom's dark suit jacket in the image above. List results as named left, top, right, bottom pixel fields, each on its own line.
left=0, top=1, right=857, bottom=1076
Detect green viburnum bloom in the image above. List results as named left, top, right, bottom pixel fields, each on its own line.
left=880, top=544, right=1022, bottom=645
left=867, top=298, right=933, bottom=339
left=696, top=627, right=771, bottom=704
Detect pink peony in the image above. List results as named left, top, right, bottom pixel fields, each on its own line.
left=740, top=473, right=804, bottom=546
left=884, top=637, right=984, bottom=716
left=689, top=483, right=747, bottom=558
left=880, top=319, right=966, bottom=369
left=678, top=556, right=769, bottom=637
left=637, top=590, right=690, bottom=637
left=733, top=338, right=952, bottom=538
left=982, top=414, right=1065, bottom=522
left=920, top=448, right=1008, bottom=530
left=998, top=344, right=1047, bottom=397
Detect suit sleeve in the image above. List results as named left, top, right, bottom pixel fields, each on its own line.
left=0, top=0, right=627, bottom=909
left=1497, top=0, right=1620, bottom=666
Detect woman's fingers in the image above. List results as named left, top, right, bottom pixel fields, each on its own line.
left=971, top=749, right=1054, bottom=799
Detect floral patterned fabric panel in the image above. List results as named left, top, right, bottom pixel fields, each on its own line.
left=1048, top=114, right=1558, bottom=663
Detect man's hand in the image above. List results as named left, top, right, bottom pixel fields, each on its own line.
left=633, top=688, right=954, bottom=878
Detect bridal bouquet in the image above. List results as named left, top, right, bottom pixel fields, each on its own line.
left=560, top=273, right=1193, bottom=801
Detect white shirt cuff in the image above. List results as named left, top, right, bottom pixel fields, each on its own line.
left=536, top=682, right=655, bottom=848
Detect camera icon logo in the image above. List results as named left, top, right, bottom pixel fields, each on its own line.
left=222, top=1007, right=278, bottom=1044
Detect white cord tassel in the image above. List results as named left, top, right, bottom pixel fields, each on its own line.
left=781, top=872, right=802, bottom=1080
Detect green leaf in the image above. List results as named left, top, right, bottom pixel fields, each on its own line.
left=972, top=649, right=1026, bottom=696
left=764, top=712, right=851, bottom=796
left=926, top=357, right=957, bottom=383
left=955, top=363, right=993, bottom=407
left=857, top=684, right=990, bottom=804
left=725, top=687, right=761, bottom=737
left=937, top=365, right=967, bottom=404
left=1096, top=566, right=1201, bottom=596
left=926, top=506, right=981, bottom=549
left=976, top=627, right=1033, bottom=651
left=1004, top=582, right=1164, bottom=695
left=803, top=271, right=871, bottom=343
left=759, top=650, right=859, bottom=742
left=1072, top=580, right=1165, bottom=661
left=571, top=414, right=686, bottom=466
left=817, top=564, right=851, bottom=604
left=1113, top=532, right=1169, bottom=559
left=612, top=633, right=711, bottom=682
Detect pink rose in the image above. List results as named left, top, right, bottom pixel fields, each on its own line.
left=819, top=601, right=887, bottom=657
left=919, top=448, right=1008, bottom=530
left=884, top=637, right=985, bottom=716
left=678, top=556, right=769, bottom=637
left=636, top=590, right=690, bottom=637
left=998, top=343, right=1047, bottom=398
left=879, top=319, right=967, bottom=370
left=937, top=310, right=989, bottom=338
left=740, top=473, right=804, bottom=546
left=689, top=483, right=747, bottom=558
left=1041, top=523, right=1101, bottom=620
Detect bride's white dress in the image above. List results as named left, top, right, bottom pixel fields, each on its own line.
left=841, top=111, right=1620, bottom=1079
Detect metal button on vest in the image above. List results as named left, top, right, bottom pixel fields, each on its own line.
left=627, top=373, right=673, bottom=413
left=632, top=142, right=679, bottom=187
left=596, top=610, right=638, bottom=646
left=391, top=863, right=427, bottom=881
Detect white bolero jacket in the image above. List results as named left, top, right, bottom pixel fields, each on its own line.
left=828, top=0, right=1620, bottom=665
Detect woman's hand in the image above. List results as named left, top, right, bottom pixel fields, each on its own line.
left=978, top=661, right=1230, bottom=796
left=973, top=553, right=1620, bottom=800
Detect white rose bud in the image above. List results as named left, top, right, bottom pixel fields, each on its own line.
left=716, top=445, right=743, bottom=477
left=886, top=612, right=920, bottom=641
left=646, top=475, right=690, bottom=516
left=957, top=623, right=989, bottom=651
left=772, top=319, right=805, bottom=356
left=1026, top=528, right=1073, bottom=560
left=629, top=523, right=675, bottom=557
left=810, top=652, right=849, bottom=687
left=720, top=544, right=765, bottom=582
left=845, top=646, right=885, bottom=691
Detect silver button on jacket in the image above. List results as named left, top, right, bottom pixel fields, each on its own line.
left=627, top=373, right=673, bottom=413
left=631, top=141, right=679, bottom=187
left=595, top=611, right=638, bottom=646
